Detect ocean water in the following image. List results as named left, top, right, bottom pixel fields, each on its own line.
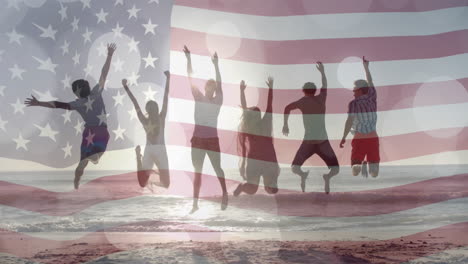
left=1, top=165, right=468, bottom=241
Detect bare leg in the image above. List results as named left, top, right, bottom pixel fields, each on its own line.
left=323, top=166, right=339, bottom=194
left=292, top=165, right=309, bottom=192
left=74, top=159, right=89, bottom=190
left=135, top=145, right=153, bottom=188
left=207, top=150, right=228, bottom=210
left=369, top=163, right=379, bottom=178
left=191, top=148, right=206, bottom=214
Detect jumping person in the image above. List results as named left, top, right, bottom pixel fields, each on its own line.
left=25, top=43, right=116, bottom=189
left=122, top=70, right=171, bottom=189
left=340, top=56, right=380, bottom=178
left=183, top=45, right=228, bottom=213
left=234, top=77, right=280, bottom=196
left=283, top=62, right=339, bottom=194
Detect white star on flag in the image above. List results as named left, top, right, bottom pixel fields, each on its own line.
left=112, top=125, right=126, bottom=141
left=112, top=57, right=124, bottom=72
left=127, top=72, right=140, bottom=86
left=97, top=42, right=107, bottom=57
left=112, top=23, right=124, bottom=38
left=142, top=19, right=158, bottom=35
left=85, top=129, right=95, bottom=146
left=95, top=8, right=108, bottom=24
left=0, top=115, right=8, bottom=132
left=97, top=110, right=109, bottom=125
left=33, top=89, right=58, bottom=101
left=81, top=0, right=91, bottom=10
left=115, top=0, right=123, bottom=6
left=74, top=119, right=84, bottom=135
left=34, top=123, right=59, bottom=142
left=11, top=98, right=25, bottom=115
left=33, top=23, right=57, bottom=40
left=128, top=37, right=140, bottom=53
left=127, top=108, right=138, bottom=121
left=13, top=133, right=30, bottom=151
left=33, top=57, right=58, bottom=74
left=60, top=40, right=70, bottom=55
left=113, top=90, right=125, bottom=106
left=127, top=5, right=141, bottom=19
left=144, top=86, right=157, bottom=101
left=58, top=3, right=68, bottom=21
left=85, top=97, right=95, bottom=112
left=71, top=17, right=79, bottom=32
left=62, top=111, right=72, bottom=124
left=9, top=64, right=26, bottom=80
left=142, top=52, right=158, bottom=68
left=84, top=64, right=94, bottom=77
left=72, top=51, right=80, bottom=65
left=62, top=142, right=73, bottom=158
left=7, top=29, right=24, bottom=45
left=61, top=74, right=71, bottom=90
left=82, top=27, right=93, bottom=44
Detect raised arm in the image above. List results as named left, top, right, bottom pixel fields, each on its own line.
left=240, top=80, right=247, bottom=109
left=212, top=52, right=223, bottom=102
left=363, top=56, right=376, bottom=99
left=265, top=77, right=274, bottom=113
left=282, top=100, right=299, bottom=136
left=160, top=70, right=170, bottom=120
left=183, top=45, right=202, bottom=99
left=122, top=79, right=146, bottom=125
left=317, top=62, right=327, bottom=96
left=24, top=95, right=70, bottom=110
left=97, top=43, right=116, bottom=93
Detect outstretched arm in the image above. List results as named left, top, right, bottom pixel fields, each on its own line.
left=96, top=43, right=116, bottom=93
left=183, top=45, right=202, bottom=99
left=317, top=62, right=327, bottom=96
left=340, top=115, right=355, bottom=148
left=122, top=79, right=146, bottom=125
left=24, top=95, right=70, bottom=110
left=212, top=52, right=223, bottom=102
left=282, top=100, right=298, bottom=136
left=240, top=80, right=247, bottom=109
left=160, top=71, right=170, bottom=120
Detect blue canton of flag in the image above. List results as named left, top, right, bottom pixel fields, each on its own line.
left=0, top=0, right=173, bottom=168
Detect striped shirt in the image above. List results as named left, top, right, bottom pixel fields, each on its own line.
left=348, top=85, right=377, bottom=134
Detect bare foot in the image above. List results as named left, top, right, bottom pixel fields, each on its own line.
left=135, top=145, right=142, bottom=157
left=190, top=205, right=199, bottom=214
left=233, top=184, right=243, bottom=197
left=221, top=192, right=228, bottom=210
left=300, top=170, right=309, bottom=192
left=74, top=175, right=81, bottom=190
left=323, top=174, right=331, bottom=194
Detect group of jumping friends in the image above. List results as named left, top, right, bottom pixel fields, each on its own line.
left=24, top=43, right=379, bottom=214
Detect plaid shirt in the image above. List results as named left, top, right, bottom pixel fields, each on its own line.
left=348, top=86, right=377, bottom=134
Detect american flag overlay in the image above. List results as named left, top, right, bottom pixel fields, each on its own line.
left=1, top=0, right=468, bottom=263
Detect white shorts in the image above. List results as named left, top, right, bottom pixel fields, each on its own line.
left=142, top=144, right=169, bottom=171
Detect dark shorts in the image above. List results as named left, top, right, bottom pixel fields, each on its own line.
left=191, top=136, right=220, bottom=152
left=292, top=140, right=339, bottom=168
left=80, top=126, right=110, bottom=161
left=351, top=131, right=380, bottom=165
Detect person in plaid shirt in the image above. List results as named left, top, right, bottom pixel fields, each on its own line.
left=340, top=56, right=380, bottom=178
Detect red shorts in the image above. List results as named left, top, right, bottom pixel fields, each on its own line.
left=351, top=131, right=380, bottom=165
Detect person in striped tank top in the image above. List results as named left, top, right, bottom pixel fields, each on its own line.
left=340, top=56, right=380, bottom=178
